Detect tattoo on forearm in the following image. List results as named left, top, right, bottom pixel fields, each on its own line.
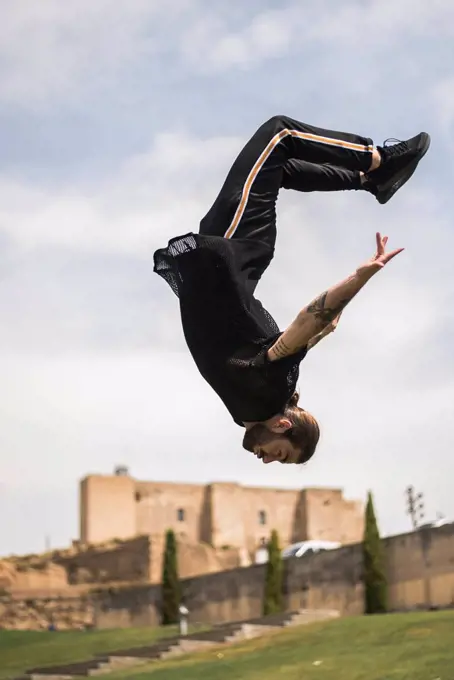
left=307, top=292, right=350, bottom=326
left=307, top=332, right=323, bottom=350
left=270, top=337, right=292, bottom=358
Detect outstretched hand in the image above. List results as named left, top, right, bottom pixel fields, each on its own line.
left=357, top=232, right=404, bottom=278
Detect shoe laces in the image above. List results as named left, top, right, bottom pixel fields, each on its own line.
left=381, top=138, right=409, bottom=157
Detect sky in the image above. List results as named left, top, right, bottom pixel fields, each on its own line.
left=0, top=0, right=453, bottom=556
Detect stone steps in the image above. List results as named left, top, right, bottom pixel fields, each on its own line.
left=16, top=608, right=340, bottom=679
left=30, top=676, right=75, bottom=680
left=288, top=609, right=340, bottom=625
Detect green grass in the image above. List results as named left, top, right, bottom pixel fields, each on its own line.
left=105, top=610, right=454, bottom=680
left=0, top=624, right=194, bottom=679
left=2, top=611, right=454, bottom=680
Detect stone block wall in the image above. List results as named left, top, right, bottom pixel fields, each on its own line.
left=94, top=524, right=454, bottom=629
left=3, top=524, right=453, bottom=630
left=0, top=592, right=94, bottom=630
left=57, top=536, right=153, bottom=585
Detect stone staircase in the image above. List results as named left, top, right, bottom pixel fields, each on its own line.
left=16, top=609, right=339, bottom=679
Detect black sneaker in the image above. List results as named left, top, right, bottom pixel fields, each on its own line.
left=364, top=132, right=431, bottom=204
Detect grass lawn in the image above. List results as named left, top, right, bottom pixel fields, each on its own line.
left=105, top=610, right=454, bottom=680
left=0, top=624, right=192, bottom=680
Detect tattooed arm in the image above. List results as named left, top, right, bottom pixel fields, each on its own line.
left=267, top=232, right=404, bottom=362
left=267, top=273, right=370, bottom=361
left=306, top=311, right=342, bottom=351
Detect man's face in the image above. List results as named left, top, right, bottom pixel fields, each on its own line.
left=242, top=423, right=300, bottom=464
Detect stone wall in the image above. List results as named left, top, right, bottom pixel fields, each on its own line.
left=3, top=524, right=453, bottom=630
left=55, top=535, right=246, bottom=586
left=0, top=592, right=94, bottom=630
left=94, top=523, right=454, bottom=629
left=384, top=524, right=454, bottom=609
left=0, top=559, right=69, bottom=591
left=147, top=534, right=248, bottom=583
left=94, top=547, right=363, bottom=629
left=1, top=534, right=247, bottom=603
left=57, top=536, right=153, bottom=585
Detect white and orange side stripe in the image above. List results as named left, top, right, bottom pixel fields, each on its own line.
left=223, top=128, right=374, bottom=239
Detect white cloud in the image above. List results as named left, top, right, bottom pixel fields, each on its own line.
left=0, top=132, right=241, bottom=253
left=1, top=0, right=452, bottom=112
left=181, top=9, right=294, bottom=71
left=306, top=0, right=454, bottom=45
left=0, top=0, right=190, bottom=109
left=431, top=77, right=454, bottom=135
left=181, top=0, right=454, bottom=73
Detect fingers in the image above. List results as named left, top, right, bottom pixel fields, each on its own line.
left=376, top=232, right=388, bottom=255
left=376, top=233, right=402, bottom=263
left=376, top=232, right=382, bottom=252
left=383, top=247, right=405, bottom=263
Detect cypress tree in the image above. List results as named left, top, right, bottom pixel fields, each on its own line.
left=263, top=529, right=284, bottom=615
left=161, top=529, right=181, bottom=625
left=363, top=491, right=388, bottom=614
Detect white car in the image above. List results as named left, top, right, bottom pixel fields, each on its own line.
left=418, top=516, right=451, bottom=530
left=281, top=540, right=341, bottom=559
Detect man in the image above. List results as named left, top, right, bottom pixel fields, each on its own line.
left=154, top=115, right=430, bottom=465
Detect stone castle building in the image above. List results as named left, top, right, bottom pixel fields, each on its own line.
left=80, top=468, right=364, bottom=554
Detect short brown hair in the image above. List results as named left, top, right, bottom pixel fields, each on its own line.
left=282, top=392, right=320, bottom=464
